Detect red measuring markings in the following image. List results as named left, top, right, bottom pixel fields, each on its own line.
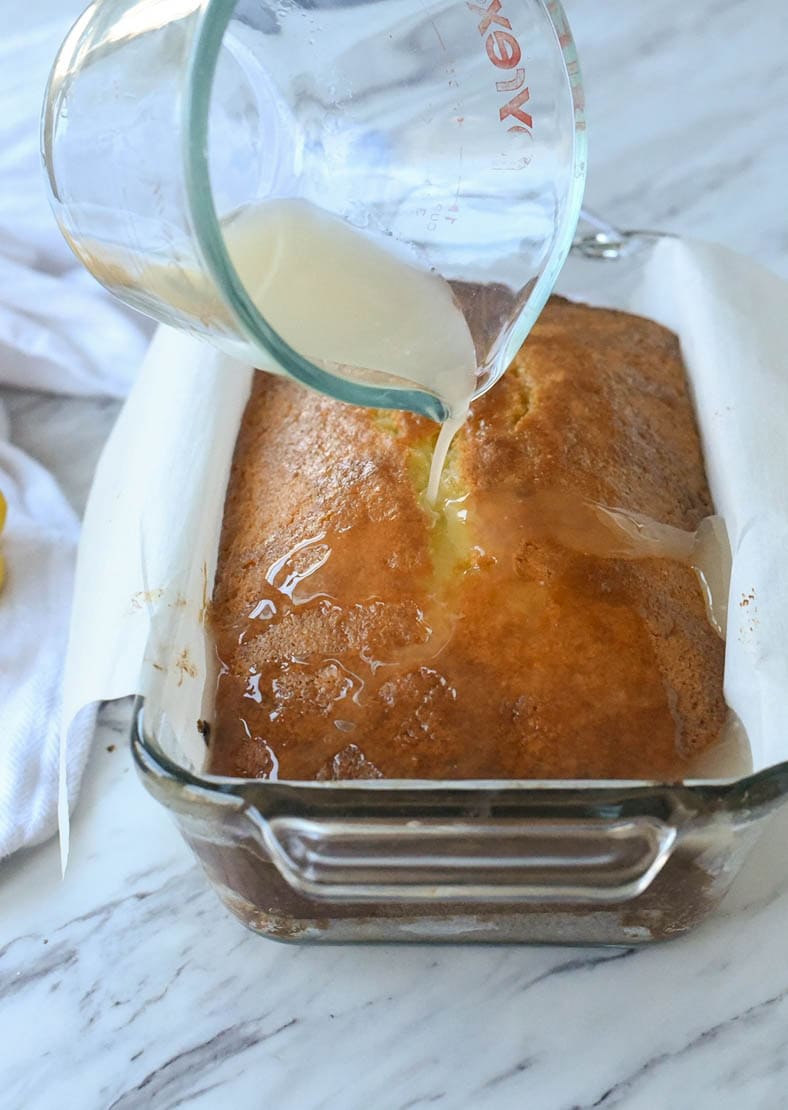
left=467, top=0, right=533, bottom=134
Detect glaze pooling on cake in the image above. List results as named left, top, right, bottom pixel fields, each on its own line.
left=208, top=297, right=727, bottom=782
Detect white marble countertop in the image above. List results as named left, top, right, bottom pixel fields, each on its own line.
left=2, top=1, right=788, bottom=1107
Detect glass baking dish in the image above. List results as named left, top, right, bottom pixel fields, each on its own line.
left=130, top=222, right=788, bottom=944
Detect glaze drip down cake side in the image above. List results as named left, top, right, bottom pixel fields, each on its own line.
left=207, top=297, right=727, bottom=782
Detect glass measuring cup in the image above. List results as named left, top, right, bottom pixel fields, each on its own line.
left=42, top=0, right=586, bottom=420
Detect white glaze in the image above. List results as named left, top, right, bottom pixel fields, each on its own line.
left=2, top=0, right=788, bottom=1105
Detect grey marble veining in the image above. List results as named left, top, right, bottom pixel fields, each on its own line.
left=2, top=0, right=788, bottom=1107
left=571, top=0, right=788, bottom=277
left=3, top=725, right=788, bottom=1110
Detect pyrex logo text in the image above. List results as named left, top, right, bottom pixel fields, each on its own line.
left=468, top=0, right=533, bottom=134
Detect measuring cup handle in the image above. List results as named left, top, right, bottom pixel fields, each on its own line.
left=573, top=208, right=678, bottom=260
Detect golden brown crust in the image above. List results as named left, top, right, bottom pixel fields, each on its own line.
left=208, top=297, right=726, bottom=781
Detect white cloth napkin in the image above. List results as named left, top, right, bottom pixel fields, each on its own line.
left=0, top=427, right=88, bottom=859
left=0, top=0, right=149, bottom=860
